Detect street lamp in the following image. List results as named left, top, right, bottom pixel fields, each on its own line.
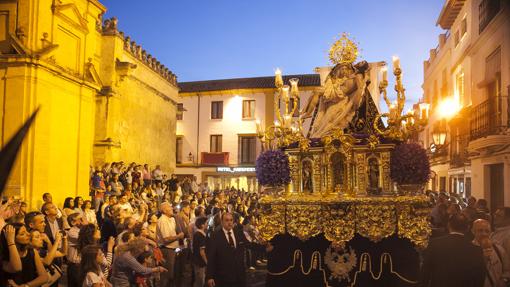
left=432, top=119, right=447, bottom=147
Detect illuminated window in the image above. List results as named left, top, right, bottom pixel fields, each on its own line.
left=211, top=101, right=223, bottom=119
left=455, top=70, right=465, bottom=105
left=242, top=100, right=255, bottom=119
left=210, top=135, right=222, bottom=152
left=239, top=135, right=257, bottom=164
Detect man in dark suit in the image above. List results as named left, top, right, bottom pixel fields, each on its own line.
left=42, top=202, right=64, bottom=244
left=206, top=212, right=248, bottom=287
left=41, top=201, right=66, bottom=287
left=420, top=213, right=486, bottom=287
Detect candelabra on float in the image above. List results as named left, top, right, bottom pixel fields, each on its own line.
left=256, top=69, right=308, bottom=151
left=374, top=57, right=430, bottom=141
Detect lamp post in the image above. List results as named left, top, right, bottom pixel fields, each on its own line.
left=431, top=119, right=447, bottom=154
left=430, top=97, right=460, bottom=152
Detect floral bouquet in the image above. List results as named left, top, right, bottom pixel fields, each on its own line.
left=390, top=143, right=430, bottom=194
left=256, top=149, right=291, bottom=188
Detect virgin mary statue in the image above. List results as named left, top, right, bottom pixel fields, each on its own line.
left=302, top=61, right=369, bottom=138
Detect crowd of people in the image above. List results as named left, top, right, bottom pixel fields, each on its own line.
left=423, top=190, right=510, bottom=287
left=0, top=162, right=267, bottom=287
left=1, top=161, right=509, bottom=287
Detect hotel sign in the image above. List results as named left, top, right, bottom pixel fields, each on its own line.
left=216, top=167, right=256, bottom=173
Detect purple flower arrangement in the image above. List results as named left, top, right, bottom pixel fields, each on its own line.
left=256, top=149, right=291, bottom=187
left=390, top=143, right=431, bottom=185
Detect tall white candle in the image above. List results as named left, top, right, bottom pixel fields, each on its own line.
left=392, top=56, right=400, bottom=71
left=382, top=66, right=388, bottom=82
left=282, top=86, right=290, bottom=101
left=381, top=66, right=388, bottom=82
left=275, top=68, right=283, bottom=88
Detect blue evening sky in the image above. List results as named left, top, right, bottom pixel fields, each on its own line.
left=102, top=0, right=445, bottom=104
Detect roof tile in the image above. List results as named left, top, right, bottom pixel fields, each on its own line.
left=179, top=74, right=320, bottom=93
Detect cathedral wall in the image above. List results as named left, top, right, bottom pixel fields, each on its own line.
left=0, top=0, right=178, bottom=208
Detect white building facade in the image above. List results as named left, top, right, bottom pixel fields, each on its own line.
left=419, top=0, right=510, bottom=208
left=175, top=74, right=320, bottom=192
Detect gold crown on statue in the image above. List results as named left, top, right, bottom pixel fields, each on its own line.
left=329, top=33, right=359, bottom=65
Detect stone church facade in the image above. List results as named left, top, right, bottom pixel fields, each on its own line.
left=0, top=0, right=178, bottom=208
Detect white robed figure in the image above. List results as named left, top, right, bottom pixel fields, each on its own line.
left=302, top=61, right=368, bottom=138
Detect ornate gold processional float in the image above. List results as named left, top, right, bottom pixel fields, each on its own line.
left=255, top=34, right=432, bottom=286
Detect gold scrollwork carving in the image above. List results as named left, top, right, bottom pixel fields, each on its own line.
left=258, top=195, right=431, bottom=246
left=397, top=204, right=432, bottom=248
left=312, top=154, right=322, bottom=194
left=259, top=203, right=286, bottom=241
left=367, top=134, right=380, bottom=150
left=288, top=156, right=300, bottom=193
left=380, top=152, right=392, bottom=194
left=322, top=205, right=355, bottom=243
left=286, top=204, right=323, bottom=241
left=356, top=153, right=366, bottom=194
left=356, top=204, right=396, bottom=242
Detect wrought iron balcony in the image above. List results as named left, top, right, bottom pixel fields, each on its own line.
left=450, top=151, right=469, bottom=168
left=470, top=95, right=509, bottom=141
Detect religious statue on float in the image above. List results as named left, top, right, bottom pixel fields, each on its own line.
left=302, top=33, right=370, bottom=138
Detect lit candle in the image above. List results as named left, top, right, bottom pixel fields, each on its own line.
left=274, top=120, right=280, bottom=127
left=389, top=103, right=396, bottom=119
left=289, top=78, right=299, bottom=97
left=392, top=55, right=400, bottom=71
left=282, top=85, right=290, bottom=101
left=381, top=66, right=388, bottom=82
left=255, top=119, right=261, bottom=134
left=275, top=68, right=283, bottom=88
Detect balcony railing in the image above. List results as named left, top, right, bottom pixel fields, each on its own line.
left=450, top=151, right=469, bottom=168
left=201, top=152, right=229, bottom=166
left=470, top=95, right=509, bottom=140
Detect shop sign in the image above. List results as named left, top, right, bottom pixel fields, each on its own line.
left=216, top=166, right=256, bottom=173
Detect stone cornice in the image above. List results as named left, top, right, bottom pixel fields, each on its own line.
left=0, top=56, right=101, bottom=91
